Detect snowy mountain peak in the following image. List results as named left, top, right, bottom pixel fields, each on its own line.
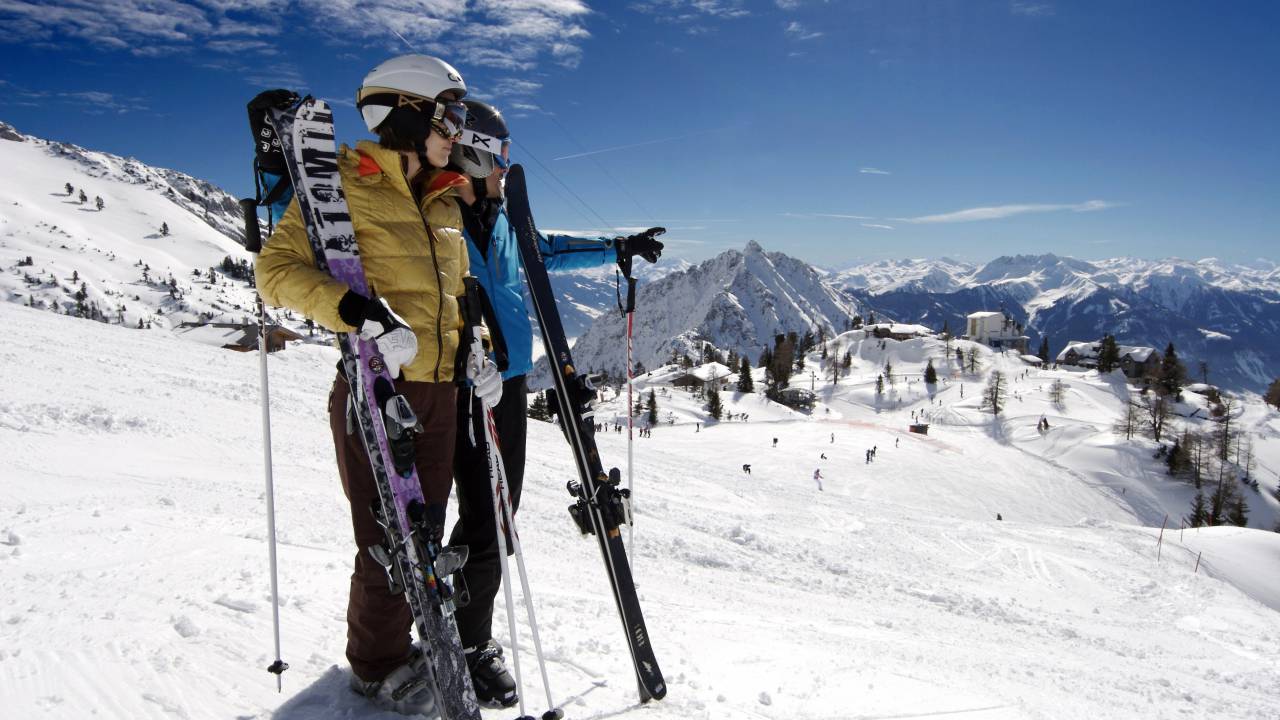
left=554, top=243, right=860, bottom=379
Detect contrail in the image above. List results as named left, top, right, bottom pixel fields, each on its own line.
left=553, top=127, right=732, bottom=161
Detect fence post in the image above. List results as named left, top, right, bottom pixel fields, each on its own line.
left=1156, top=514, right=1167, bottom=562
left=1194, top=551, right=1202, bottom=574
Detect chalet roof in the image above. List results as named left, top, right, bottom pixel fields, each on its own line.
left=1119, top=346, right=1157, bottom=362
left=174, top=322, right=302, bottom=349
left=967, top=311, right=1003, bottom=320
left=1020, top=354, right=1044, bottom=365
left=1056, top=341, right=1098, bottom=361
left=867, top=322, right=933, bottom=336
left=176, top=323, right=249, bottom=348
left=689, top=362, right=735, bottom=381
left=1055, top=341, right=1156, bottom=363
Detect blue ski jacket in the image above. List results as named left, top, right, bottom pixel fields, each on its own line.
left=465, top=205, right=617, bottom=380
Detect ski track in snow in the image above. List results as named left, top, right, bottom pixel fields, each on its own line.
left=2, top=302, right=1279, bottom=719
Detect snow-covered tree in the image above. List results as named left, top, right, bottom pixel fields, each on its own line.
left=924, top=359, right=937, bottom=385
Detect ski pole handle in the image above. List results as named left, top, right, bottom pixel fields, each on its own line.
left=241, top=198, right=263, bottom=253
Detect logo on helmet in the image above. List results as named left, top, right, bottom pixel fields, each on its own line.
left=397, top=95, right=425, bottom=111
left=448, top=72, right=462, bottom=82
left=369, top=356, right=386, bottom=374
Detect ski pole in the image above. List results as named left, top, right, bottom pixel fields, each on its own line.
left=616, top=264, right=638, bottom=568
left=242, top=198, right=288, bottom=690
left=476, top=394, right=562, bottom=720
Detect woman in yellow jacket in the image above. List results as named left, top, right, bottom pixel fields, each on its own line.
left=255, top=54, right=500, bottom=716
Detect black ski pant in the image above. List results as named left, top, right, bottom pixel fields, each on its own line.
left=450, top=375, right=528, bottom=650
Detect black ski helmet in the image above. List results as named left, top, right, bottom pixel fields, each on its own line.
left=451, top=100, right=510, bottom=178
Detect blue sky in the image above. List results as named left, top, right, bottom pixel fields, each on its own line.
left=2, top=1, right=1277, bottom=267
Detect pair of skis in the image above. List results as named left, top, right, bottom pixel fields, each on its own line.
left=506, top=165, right=667, bottom=703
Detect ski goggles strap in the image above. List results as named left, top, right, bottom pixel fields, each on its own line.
left=458, top=128, right=511, bottom=168
left=356, top=91, right=467, bottom=138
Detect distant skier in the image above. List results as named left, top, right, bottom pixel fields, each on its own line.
left=813, top=468, right=823, bottom=491
left=830, top=433, right=834, bottom=443
left=742, top=463, right=752, bottom=475
left=895, top=437, right=899, bottom=448
left=820, top=453, right=827, bottom=460
left=773, top=437, right=778, bottom=448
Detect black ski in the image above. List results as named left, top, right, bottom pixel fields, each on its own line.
left=505, top=164, right=666, bottom=703
left=267, top=97, right=480, bottom=720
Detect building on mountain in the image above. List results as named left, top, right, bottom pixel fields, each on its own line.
left=1057, top=340, right=1161, bottom=380
left=175, top=321, right=302, bottom=353
left=964, top=311, right=1029, bottom=353
left=671, top=362, right=737, bottom=395
left=864, top=323, right=933, bottom=341
left=777, top=387, right=817, bottom=409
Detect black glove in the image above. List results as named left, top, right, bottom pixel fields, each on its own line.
left=615, top=227, right=666, bottom=265
left=247, top=89, right=300, bottom=176
left=338, top=291, right=418, bottom=378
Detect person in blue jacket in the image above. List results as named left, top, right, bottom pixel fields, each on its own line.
left=446, top=99, right=664, bottom=708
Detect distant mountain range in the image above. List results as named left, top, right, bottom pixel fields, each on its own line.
left=559, top=252, right=1279, bottom=393
left=3, top=121, right=1274, bottom=392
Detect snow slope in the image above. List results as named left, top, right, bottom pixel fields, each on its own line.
left=3, top=301, right=1279, bottom=720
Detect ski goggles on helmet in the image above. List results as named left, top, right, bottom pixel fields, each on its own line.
left=357, top=90, right=467, bottom=139
left=458, top=128, right=511, bottom=167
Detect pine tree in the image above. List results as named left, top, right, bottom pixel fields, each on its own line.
left=1038, top=336, right=1050, bottom=364
left=528, top=391, right=551, bottom=421
left=924, top=359, right=937, bottom=385
left=647, top=389, right=658, bottom=425
left=707, top=385, right=722, bottom=420
left=737, top=357, right=754, bottom=392
left=1267, top=378, right=1280, bottom=410
left=1159, top=342, right=1186, bottom=396
left=966, top=346, right=979, bottom=374
left=875, top=374, right=884, bottom=397
left=77, top=189, right=87, bottom=204
left=1185, top=491, right=1208, bottom=528
left=1097, top=334, right=1120, bottom=373
left=1227, top=495, right=1249, bottom=527
left=160, top=222, right=170, bottom=236
left=884, top=360, right=894, bottom=386
left=64, top=182, right=73, bottom=195
left=842, top=350, right=852, bottom=373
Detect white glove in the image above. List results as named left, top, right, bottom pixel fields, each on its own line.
left=466, top=341, right=503, bottom=408
left=358, top=297, right=418, bottom=379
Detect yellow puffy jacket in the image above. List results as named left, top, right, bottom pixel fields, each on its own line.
left=256, top=140, right=470, bottom=383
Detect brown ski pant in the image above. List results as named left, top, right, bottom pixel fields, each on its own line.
left=328, top=373, right=457, bottom=682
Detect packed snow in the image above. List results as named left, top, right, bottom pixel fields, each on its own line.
left=3, top=301, right=1279, bottom=720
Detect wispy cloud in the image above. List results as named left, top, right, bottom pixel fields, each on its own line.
left=784, top=21, right=822, bottom=41
left=861, top=223, right=894, bottom=230
left=902, top=200, right=1120, bottom=224
left=859, top=167, right=890, bottom=175
left=775, top=0, right=802, bottom=8
left=0, top=0, right=590, bottom=81
left=630, top=0, right=749, bottom=35
left=0, top=82, right=148, bottom=114
left=783, top=212, right=874, bottom=220
left=1010, top=2, right=1054, bottom=17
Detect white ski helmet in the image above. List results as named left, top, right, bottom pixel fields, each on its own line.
left=356, top=54, right=467, bottom=132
